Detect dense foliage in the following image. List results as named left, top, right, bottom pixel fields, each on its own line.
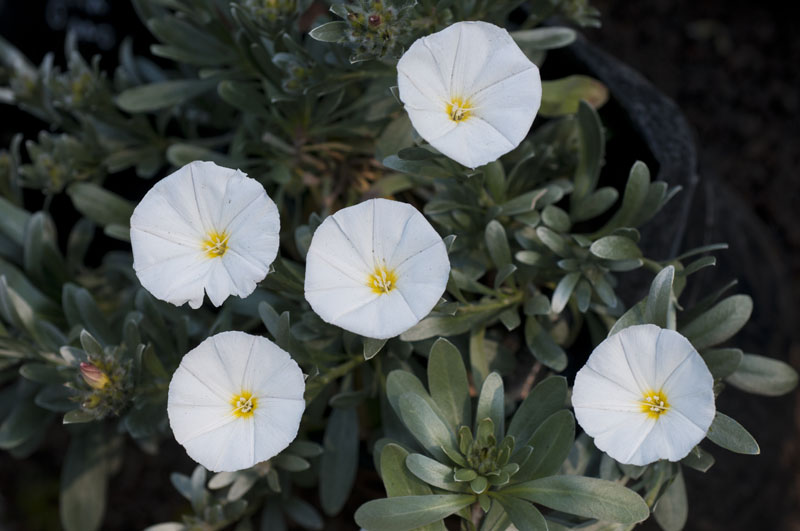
left=0, top=1, right=796, bottom=530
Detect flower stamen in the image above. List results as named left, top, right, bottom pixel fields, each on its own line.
left=640, top=389, right=670, bottom=419
left=231, top=391, right=257, bottom=418
left=203, top=230, right=230, bottom=258
left=368, top=265, right=398, bottom=295
left=446, top=96, right=473, bottom=122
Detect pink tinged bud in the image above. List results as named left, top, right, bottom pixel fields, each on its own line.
left=80, top=362, right=110, bottom=390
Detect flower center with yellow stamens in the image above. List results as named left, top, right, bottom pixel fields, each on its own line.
left=368, top=265, right=398, bottom=295
left=231, top=391, right=257, bottom=418
left=203, top=230, right=229, bottom=258
left=446, top=96, right=473, bottom=122
left=640, top=390, right=670, bottom=419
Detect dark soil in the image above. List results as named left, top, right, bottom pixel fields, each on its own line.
left=586, top=1, right=800, bottom=530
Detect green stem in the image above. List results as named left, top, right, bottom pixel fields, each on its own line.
left=304, top=354, right=366, bottom=404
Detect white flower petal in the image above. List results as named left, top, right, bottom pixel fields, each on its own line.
left=397, top=21, right=541, bottom=168
left=572, top=324, right=715, bottom=466
left=304, top=198, right=450, bottom=339
left=131, top=161, right=280, bottom=308
left=167, top=331, right=305, bottom=472
left=584, top=333, right=641, bottom=395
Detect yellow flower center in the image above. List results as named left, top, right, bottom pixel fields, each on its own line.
left=203, top=230, right=229, bottom=258
left=640, top=390, right=670, bottom=419
left=368, top=265, right=398, bottom=295
left=231, top=391, right=257, bottom=418
left=446, top=96, right=473, bottom=122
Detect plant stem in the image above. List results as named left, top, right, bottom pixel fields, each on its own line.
left=304, top=354, right=366, bottom=404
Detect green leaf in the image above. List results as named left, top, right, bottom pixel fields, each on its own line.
left=218, top=80, right=270, bottom=118
left=379, top=444, right=434, bottom=497
left=551, top=272, right=580, bottom=314
left=493, top=494, right=547, bottom=531
left=67, top=183, right=134, bottom=229
left=594, top=161, right=650, bottom=236
left=572, top=101, right=605, bottom=202
left=540, top=77, right=609, bottom=117
left=309, top=21, right=349, bottom=42
left=514, top=411, right=575, bottom=481
left=354, top=494, right=475, bottom=531
left=701, top=348, right=743, bottom=379
left=62, top=284, right=115, bottom=346
left=165, top=144, right=235, bottom=168
left=375, top=447, right=447, bottom=529
left=398, top=393, right=459, bottom=464
left=507, top=376, right=567, bottom=450
left=0, top=195, right=30, bottom=246
left=116, top=79, right=217, bottom=112
left=485, top=220, right=512, bottom=270
left=609, top=300, right=646, bottom=336
left=536, top=226, right=572, bottom=258
left=511, top=27, right=576, bottom=50
left=428, top=338, right=471, bottom=432
left=405, top=453, right=468, bottom=493
left=653, top=468, right=688, bottom=531
left=0, top=397, right=52, bottom=450
left=400, top=304, right=504, bottom=341
left=502, top=475, right=649, bottom=524
left=524, top=317, right=567, bottom=372
left=572, top=187, right=618, bottom=223
left=319, top=407, right=358, bottom=515
left=645, top=266, right=675, bottom=328
left=60, top=430, right=110, bottom=531
left=706, top=412, right=760, bottom=455
left=679, top=295, right=753, bottom=350
left=386, top=370, right=442, bottom=425
left=725, top=353, right=798, bottom=397
left=284, top=497, right=323, bottom=530
left=475, top=373, right=504, bottom=441
left=590, top=235, right=642, bottom=260
left=680, top=446, right=715, bottom=473
left=364, top=337, right=388, bottom=360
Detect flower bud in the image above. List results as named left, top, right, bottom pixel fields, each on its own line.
left=80, top=362, right=110, bottom=390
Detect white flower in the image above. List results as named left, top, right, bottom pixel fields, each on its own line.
left=167, top=331, right=305, bottom=472
left=130, top=161, right=280, bottom=309
left=304, top=198, right=450, bottom=339
left=572, top=324, right=715, bottom=466
left=396, top=21, right=541, bottom=169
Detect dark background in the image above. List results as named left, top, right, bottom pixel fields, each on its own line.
left=0, top=0, right=798, bottom=529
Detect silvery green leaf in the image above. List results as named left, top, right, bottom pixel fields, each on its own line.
left=524, top=317, right=567, bottom=372
left=501, top=475, right=649, bottom=524
left=706, top=412, right=760, bottom=455
left=320, top=407, right=358, bottom=515
left=398, top=393, right=459, bottom=464
left=475, top=373, right=504, bottom=441
left=493, top=494, right=547, bottom=531
left=116, top=79, right=217, bottom=112
left=653, top=468, right=688, bottom=531
left=725, top=353, right=798, bottom=396
left=406, top=453, right=468, bottom=492
left=511, top=27, right=576, bottom=50
left=309, top=21, right=349, bottom=42
left=644, top=265, right=675, bottom=328
left=701, top=348, right=743, bottom=379
left=590, top=235, right=642, bottom=260
left=507, top=376, right=567, bottom=450
left=513, top=410, right=575, bottom=482
left=428, top=338, right=471, bottom=432
left=354, top=494, right=474, bottom=531
left=679, top=294, right=753, bottom=350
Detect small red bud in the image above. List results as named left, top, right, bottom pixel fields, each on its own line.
left=368, top=14, right=381, bottom=26
left=80, top=362, right=110, bottom=390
